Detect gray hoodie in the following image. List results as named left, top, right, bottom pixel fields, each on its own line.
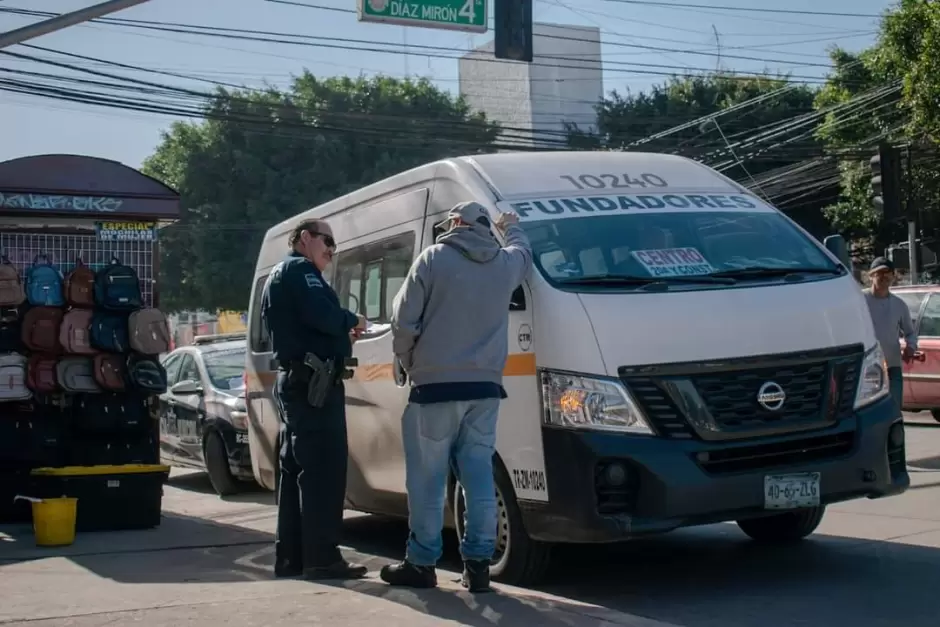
left=391, top=202, right=533, bottom=387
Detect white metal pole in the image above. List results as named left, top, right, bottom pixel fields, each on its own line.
left=0, top=0, right=153, bottom=50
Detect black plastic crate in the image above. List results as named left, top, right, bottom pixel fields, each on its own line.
left=31, top=465, right=170, bottom=532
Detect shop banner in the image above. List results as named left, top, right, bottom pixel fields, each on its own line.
left=95, top=221, right=158, bottom=242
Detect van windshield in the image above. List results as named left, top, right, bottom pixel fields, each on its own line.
left=517, top=209, right=839, bottom=287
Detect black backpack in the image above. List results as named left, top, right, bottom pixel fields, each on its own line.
left=94, top=258, right=143, bottom=311
left=90, top=311, right=130, bottom=353
left=126, top=354, right=168, bottom=393
left=0, top=304, right=22, bottom=352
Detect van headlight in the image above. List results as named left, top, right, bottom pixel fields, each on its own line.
left=540, top=370, right=653, bottom=435
left=854, top=343, right=890, bottom=409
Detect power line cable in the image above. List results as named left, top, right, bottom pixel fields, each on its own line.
left=601, top=0, right=881, bottom=19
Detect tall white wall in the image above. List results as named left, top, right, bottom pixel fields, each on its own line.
left=458, top=23, right=603, bottom=149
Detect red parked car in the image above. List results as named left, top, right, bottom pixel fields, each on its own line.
left=893, top=284, right=940, bottom=422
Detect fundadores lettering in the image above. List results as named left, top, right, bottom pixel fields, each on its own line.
left=510, top=193, right=757, bottom=219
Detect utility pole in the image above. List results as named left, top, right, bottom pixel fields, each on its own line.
left=0, top=0, right=152, bottom=50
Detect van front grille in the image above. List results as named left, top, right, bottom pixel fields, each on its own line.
left=621, top=345, right=864, bottom=440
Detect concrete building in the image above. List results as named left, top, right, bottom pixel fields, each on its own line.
left=458, top=23, right=603, bottom=149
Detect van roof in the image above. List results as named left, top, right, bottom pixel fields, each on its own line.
left=257, top=151, right=749, bottom=269
left=457, top=151, right=748, bottom=200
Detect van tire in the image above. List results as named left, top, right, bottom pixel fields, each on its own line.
left=736, top=506, right=825, bottom=543
left=930, top=409, right=940, bottom=423
left=453, top=463, right=552, bottom=587
left=204, top=431, right=241, bottom=497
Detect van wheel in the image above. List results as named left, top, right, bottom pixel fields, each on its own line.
left=737, top=506, right=826, bottom=543
left=930, top=409, right=940, bottom=423
left=453, top=464, right=552, bottom=586
left=205, top=431, right=241, bottom=497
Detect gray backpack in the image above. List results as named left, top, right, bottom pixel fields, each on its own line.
left=56, top=357, right=102, bottom=393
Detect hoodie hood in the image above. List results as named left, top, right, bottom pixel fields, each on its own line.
left=437, top=225, right=501, bottom=263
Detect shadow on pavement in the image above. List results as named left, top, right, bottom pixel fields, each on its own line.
left=3, top=470, right=940, bottom=627
left=165, top=471, right=275, bottom=506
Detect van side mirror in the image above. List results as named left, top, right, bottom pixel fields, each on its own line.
left=510, top=286, right=526, bottom=311
left=824, top=234, right=852, bottom=270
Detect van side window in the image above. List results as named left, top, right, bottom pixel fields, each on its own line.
left=250, top=275, right=271, bottom=353
left=334, top=232, right=416, bottom=323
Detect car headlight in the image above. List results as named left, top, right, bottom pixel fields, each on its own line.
left=540, top=370, right=653, bottom=435
left=855, top=343, right=889, bottom=409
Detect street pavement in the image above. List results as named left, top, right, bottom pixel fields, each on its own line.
left=1, top=415, right=939, bottom=627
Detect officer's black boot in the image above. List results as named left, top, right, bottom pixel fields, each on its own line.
left=461, top=560, right=491, bottom=593
left=303, top=560, right=368, bottom=581
left=274, top=559, right=303, bottom=578
left=380, top=560, right=437, bottom=588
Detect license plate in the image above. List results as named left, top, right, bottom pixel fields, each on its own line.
left=764, top=472, right=820, bottom=510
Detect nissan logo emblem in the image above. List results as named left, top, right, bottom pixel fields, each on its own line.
left=757, top=381, right=786, bottom=411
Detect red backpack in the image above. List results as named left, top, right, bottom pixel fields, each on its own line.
left=63, top=259, right=96, bottom=307
left=26, top=355, right=58, bottom=393
left=21, top=307, right=64, bottom=354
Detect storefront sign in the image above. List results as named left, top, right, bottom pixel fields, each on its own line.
left=95, top=221, right=158, bottom=242
left=0, top=192, right=124, bottom=213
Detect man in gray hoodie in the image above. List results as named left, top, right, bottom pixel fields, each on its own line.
left=380, top=201, right=532, bottom=593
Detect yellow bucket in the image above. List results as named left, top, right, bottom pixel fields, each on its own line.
left=25, top=497, right=78, bottom=547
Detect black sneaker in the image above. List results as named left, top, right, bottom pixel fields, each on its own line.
left=461, top=560, right=491, bottom=593
left=379, top=560, right=437, bottom=588
left=303, top=560, right=368, bottom=581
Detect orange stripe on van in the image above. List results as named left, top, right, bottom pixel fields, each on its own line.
left=248, top=353, right=536, bottom=386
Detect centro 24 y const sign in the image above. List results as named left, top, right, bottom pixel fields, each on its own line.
left=358, top=0, right=487, bottom=33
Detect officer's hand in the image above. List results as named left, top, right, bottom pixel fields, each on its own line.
left=495, top=211, right=520, bottom=232
left=355, top=314, right=368, bottom=331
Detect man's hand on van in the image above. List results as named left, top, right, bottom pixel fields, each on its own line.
left=355, top=314, right=368, bottom=331
left=495, top=211, right=520, bottom=232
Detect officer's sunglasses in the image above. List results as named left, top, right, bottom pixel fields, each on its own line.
left=305, top=230, right=336, bottom=249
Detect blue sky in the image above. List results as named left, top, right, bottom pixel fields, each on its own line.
left=0, top=0, right=894, bottom=168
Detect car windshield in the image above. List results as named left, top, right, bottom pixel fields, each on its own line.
left=515, top=202, right=838, bottom=288
left=203, top=349, right=246, bottom=391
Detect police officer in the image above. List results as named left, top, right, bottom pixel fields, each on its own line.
left=262, top=218, right=368, bottom=580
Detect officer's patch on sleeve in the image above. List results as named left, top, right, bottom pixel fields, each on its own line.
left=304, top=273, right=323, bottom=288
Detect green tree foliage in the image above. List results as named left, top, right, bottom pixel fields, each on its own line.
left=811, top=48, right=897, bottom=250
left=873, top=0, right=940, bottom=142
left=567, top=73, right=832, bottom=235
left=143, top=74, right=500, bottom=312
left=568, top=74, right=816, bottom=159
left=814, top=0, right=940, bottom=259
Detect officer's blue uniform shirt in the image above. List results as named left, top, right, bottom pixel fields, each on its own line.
left=262, top=251, right=357, bottom=364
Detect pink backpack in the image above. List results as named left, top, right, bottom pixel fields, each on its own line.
left=59, top=309, right=96, bottom=355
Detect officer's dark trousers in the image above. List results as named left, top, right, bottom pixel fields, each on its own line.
left=274, top=371, right=348, bottom=569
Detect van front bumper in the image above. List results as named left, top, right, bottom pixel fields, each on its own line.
left=519, top=394, right=908, bottom=544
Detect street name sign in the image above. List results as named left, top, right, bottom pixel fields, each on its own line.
left=357, top=0, right=487, bottom=34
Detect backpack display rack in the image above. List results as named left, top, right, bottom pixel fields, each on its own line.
left=0, top=232, right=170, bottom=526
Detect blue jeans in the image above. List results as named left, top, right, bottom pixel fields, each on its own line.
left=888, top=366, right=904, bottom=417
left=401, top=398, right=500, bottom=567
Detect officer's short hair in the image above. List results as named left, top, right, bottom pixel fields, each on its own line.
left=288, top=219, right=325, bottom=249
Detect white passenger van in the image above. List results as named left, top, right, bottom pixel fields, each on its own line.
left=246, top=151, right=908, bottom=585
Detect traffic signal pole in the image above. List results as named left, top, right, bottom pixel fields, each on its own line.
left=905, top=145, right=918, bottom=281
left=0, top=0, right=152, bottom=50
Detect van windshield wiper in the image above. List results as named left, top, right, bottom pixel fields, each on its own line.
left=708, top=266, right=842, bottom=279
left=555, top=273, right=735, bottom=286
